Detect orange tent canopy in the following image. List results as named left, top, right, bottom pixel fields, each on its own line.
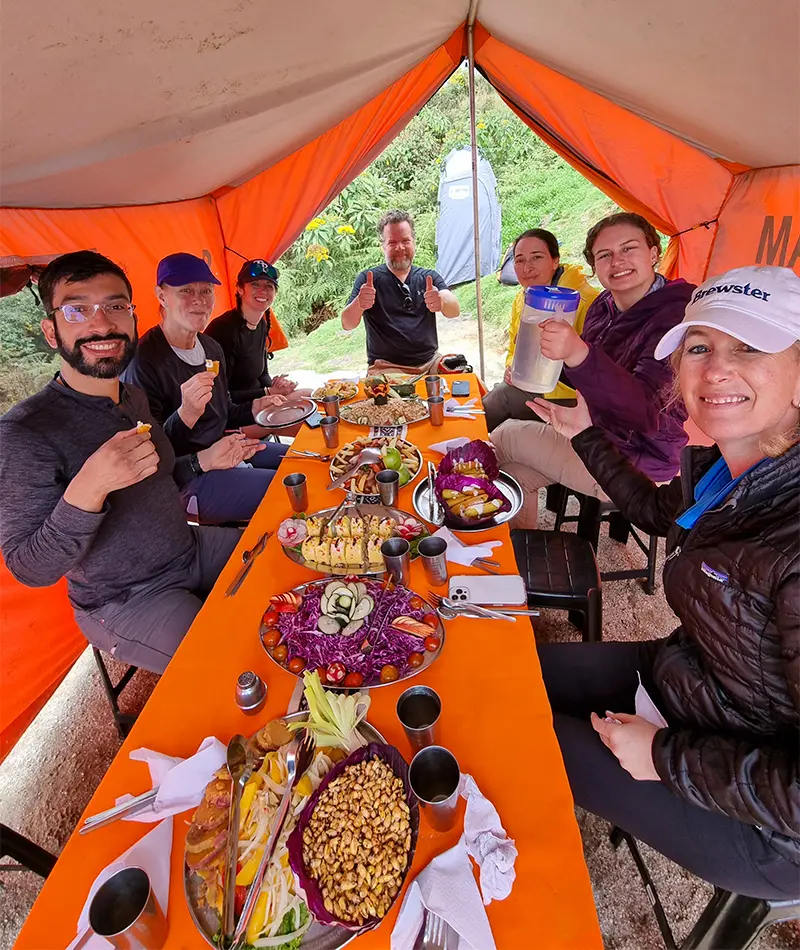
left=1, top=1, right=798, bottom=752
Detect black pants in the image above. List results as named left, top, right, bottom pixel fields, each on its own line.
left=538, top=641, right=800, bottom=900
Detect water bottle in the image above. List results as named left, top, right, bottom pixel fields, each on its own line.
left=510, top=286, right=581, bottom=393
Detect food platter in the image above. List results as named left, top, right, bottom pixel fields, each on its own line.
left=413, top=471, right=524, bottom=532
left=328, top=436, right=423, bottom=503
left=259, top=578, right=445, bottom=689
left=184, top=711, right=388, bottom=950
left=255, top=396, right=317, bottom=429
left=311, top=380, right=359, bottom=403
left=281, top=504, right=428, bottom=575
left=338, top=396, right=429, bottom=428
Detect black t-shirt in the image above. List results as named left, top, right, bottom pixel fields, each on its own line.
left=346, top=264, right=448, bottom=366
left=205, top=307, right=273, bottom=403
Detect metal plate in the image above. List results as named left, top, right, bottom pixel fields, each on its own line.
left=255, top=396, right=317, bottom=429
left=281, top=504, right=427, bottom=576
left=328, top=437, right=423, bottom=503
left=338, top=397, right=429, bottom=428
left=260, top=577, right=445, bottom=689
left=412, top=471, right=524, bottom=533
left=184, top=712, right=386, bottom=950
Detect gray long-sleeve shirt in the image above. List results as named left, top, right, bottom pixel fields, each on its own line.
left=0, top=378, right=197, bottom=611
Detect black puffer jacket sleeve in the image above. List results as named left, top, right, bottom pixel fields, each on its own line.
left=571, top=426, right=684, bottom=536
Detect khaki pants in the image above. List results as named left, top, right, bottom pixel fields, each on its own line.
left=367, top=353, right=441, bottom=376
left=491, top=419, right=609, bottom=529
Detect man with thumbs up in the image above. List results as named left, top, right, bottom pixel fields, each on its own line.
left=341, top=210, right=460, bottom=374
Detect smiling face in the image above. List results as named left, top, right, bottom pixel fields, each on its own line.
left=679, top=326, right=800, bottom=457
left=591, top=223, right=659, bottom=302
left=381, top=221, right=416, bottom=272
left=513, top=236, right=559, bottom=288
left=156, top=281, right=215, bottom=334
left=41, top=272, right=137, bottom=378
left=240, top=278, right=277, bottom=313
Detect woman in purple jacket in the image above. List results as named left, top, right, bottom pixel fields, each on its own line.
left=492, top=212, right=693, bottom=527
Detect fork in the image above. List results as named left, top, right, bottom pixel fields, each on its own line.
left=421, top=911, right=455, bottom=950
left=428, top=591, right=536, bottom=622
left=287, top=449, right=331, bottom=461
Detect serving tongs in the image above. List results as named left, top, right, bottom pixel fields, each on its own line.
left=231, top=730, right=316, bottom=947
left=222, top=736, right=255, bottom=946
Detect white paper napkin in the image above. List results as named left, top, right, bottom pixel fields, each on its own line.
left=67, top=816, right=173, bottom=949
left=635, top=672, right=669, bottom=728
left=391, top=837, right=497, bottom=950
left=460, top=773, right=518, bottom=903
left=429, top=436, right=473, bottom=455
left=445, top=398, right=479, bottom=419
left=116, top=736, right=227, bottom=822
left=433, top=526, right=503, bottom=567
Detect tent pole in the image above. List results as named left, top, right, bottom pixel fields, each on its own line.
left=466, top=3, right=485, bottom=380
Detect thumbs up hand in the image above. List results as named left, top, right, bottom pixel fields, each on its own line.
left=357, top=270, right=377, bottom=311
left=423, top=275, right=442, bottom=313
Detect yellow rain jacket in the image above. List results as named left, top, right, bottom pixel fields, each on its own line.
left=505, top=264, right=599, bottom=399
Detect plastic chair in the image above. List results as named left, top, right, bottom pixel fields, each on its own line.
left=610, top=826, right=800, bottom=950
left=548, top=485, right=659, bottom=595
left=92, top=648, right=139, bottom=739
left=511, top=528, right=602, bottom=641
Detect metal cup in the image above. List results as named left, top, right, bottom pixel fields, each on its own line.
left=409, top=746, right=461, bottom=832
left=425, top=375, right=443, bottom=398
left=322, top=395, right=340, bottom=419
left=417, top=536, right=448, bottom=586
left=283, top=472, right=308, bottom=512
left=320, top=415, right=339, bottom=448
left=428, top=396, right=444, bottom=427
left=381, top=537, right=410, bottom=586
left=78, top=866, right=168, bottom=950
left=376, top=469, right=400, bottom=507
left=397, top=685, right=441, bottom=753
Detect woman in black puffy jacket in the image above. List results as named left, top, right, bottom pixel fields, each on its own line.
left=533, top=265, right=800, bottom=899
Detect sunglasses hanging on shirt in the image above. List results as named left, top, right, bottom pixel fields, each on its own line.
left=400, top=283, right=413, bottom=311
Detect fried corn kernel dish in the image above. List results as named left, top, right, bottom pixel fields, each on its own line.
left=135, top=421, right=152, bottom=434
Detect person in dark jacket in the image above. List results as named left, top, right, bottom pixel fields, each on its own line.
left=492, top=212, right=691, bottom=527
left=205, top=259, right=307, bottom=404
left=532, top=265, right=800, bottom=899
left=122, top=253, right=289, bottom=525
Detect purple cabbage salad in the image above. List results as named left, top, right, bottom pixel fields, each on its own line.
left=275, top=581, right=435, bottom=683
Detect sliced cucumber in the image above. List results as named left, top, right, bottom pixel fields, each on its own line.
left=351, top=595, right=375, bottom=621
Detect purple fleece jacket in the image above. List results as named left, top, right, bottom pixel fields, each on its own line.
left=564, top=278, right=694, bottom=481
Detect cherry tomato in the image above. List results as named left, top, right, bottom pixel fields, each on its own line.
left=343, top=671, right=365, bottom=688
left=315, top=666, right=328, bottom=682
left=326, top=661, right=347, bottom=684
left=422, top=613, right=438, bottom=629
left=424, top=636, right=441, bottom=653
left=261, top=608, right=279, bottom=627
left=272, top=644, right=288, bottom=664
left=261, top=628, right=281, bottom=649
left=288, top=656, right=307, bottom=674
left=409, top=595, right=424, bottom=610
left=407, top=652, right=425, bottom=668
left=380, top=664, right=400, bottom=683
left=234, top=884, right=247, bottom=917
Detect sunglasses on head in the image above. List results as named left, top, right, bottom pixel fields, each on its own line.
left=245, top=260, right=279, bottom=282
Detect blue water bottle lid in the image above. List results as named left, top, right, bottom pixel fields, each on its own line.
left=523, top=285, right=580, bottom=313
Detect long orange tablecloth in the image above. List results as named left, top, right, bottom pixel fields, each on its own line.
left=16, top=374, right=601, bottom=950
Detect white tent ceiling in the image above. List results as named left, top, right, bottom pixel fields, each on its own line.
left=1, top=0, right=798, bottom=208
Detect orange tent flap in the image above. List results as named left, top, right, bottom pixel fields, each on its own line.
left=708, top=167, right=800, bottom=277
left=217, top=34, right=463, bottom=264
left=0, top=199, right=230, bottom=333
left=268, top=311, right=289, bottom=353
left=475, top=31, right=733, bottom=283
left=0, top=563, right=85, bottom=761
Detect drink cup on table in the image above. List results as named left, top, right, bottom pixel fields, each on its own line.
left=417, top=536, right=448, bottom=586
left=283, top=473, right=308, bottom=512
left=376, top=469, right=400, bottom=506
left=428, top=396, right=444, bottom=427
left=320, top=415, right=339, bottom=448
left=425, top=375, right=443, bottom=398
left=381, top=537, right=410, bottom=586
left=397, top=685, right=441, bottom=753
left=74, top=866, right=167, bottom=950
left=409, top=745, right=461, bottom=832
left=322, top=395, right=340, bottom=419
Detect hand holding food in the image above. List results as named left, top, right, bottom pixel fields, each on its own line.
left=179, top=371, right=215, bottom=426
left=65, top=428, right=159, bottom=512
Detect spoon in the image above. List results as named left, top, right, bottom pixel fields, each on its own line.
left=222, top=735, right=255, bottom=946
left=327, top=447, right=384, bottom=490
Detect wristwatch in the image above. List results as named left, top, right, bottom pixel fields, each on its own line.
left=188, top=453, right=204, bottom=477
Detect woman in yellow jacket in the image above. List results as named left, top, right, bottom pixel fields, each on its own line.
left=484, top=228, right=598, bottom=431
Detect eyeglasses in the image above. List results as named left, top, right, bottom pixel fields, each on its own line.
left=245, top=260, right=279, bottom=282
left=401, top=283, right=413, bottom=311
left=49, top=302, right=136, bottom=324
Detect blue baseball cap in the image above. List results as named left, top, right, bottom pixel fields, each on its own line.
left=156, top=253, right=221, bottom=287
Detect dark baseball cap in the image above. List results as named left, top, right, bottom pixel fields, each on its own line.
left=156, top=253, right=221, bottom=287
left=237, top=259, right=279, bottom=286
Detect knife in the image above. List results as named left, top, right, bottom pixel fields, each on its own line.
left=225, top=532, right=271, bottom=597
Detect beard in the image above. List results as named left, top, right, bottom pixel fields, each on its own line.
left=388, top=252, right=412, bottom=271
left=53, top=325, right=138, bottom=379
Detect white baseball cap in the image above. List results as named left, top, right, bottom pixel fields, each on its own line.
left=654, top=265, right=800, bottom=360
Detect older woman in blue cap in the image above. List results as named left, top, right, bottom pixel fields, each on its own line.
left=123, top=252, right=289, bottom=524
left=531, top=265, right=800, bottom=901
